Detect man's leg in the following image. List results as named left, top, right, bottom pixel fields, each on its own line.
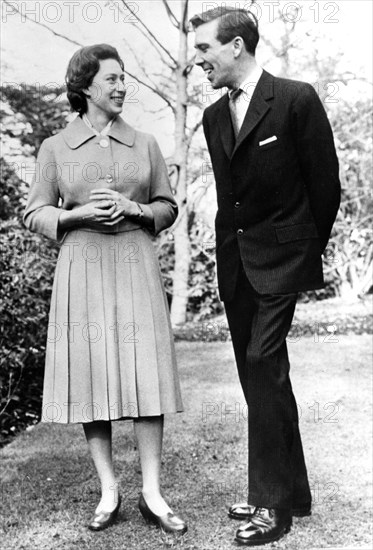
left=287, top=376, right=312, bottom=510
left=224, top=267, right=311, bottom=510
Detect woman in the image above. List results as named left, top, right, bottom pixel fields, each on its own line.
left=24, top=44, right=187, bottom=535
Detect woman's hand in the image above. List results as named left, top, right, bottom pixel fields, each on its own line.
left=78, top=199, right=125, bottom=226
left=90, top=189, right=140, bottom=220
left=59, top=200, right=124, bottom=230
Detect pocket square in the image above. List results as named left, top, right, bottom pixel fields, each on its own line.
left=259, top=135, right=277, bottom=146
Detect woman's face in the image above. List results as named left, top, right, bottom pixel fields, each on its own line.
left=84, top=58, right=126, bottom=118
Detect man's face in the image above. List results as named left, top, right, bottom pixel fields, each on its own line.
left=194, top=19, right=236, bottom=89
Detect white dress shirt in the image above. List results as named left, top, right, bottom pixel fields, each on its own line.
left=228, top=65, right=263, bottom=135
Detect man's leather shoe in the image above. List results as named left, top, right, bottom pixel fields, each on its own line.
left=228, top=502, right=256, bottom=520
left=229, top=501, right=311, bottom=520
left=235, top=507, right=292, bottom=546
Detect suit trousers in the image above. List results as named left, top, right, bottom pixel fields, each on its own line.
left=224, top=264, right=312, bottom=510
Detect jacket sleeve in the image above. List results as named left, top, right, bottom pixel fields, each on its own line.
left=147, top=135, right=178, bottom=236
left=202, top=110, right=212, bottom=154
left=292, top=83, right=341, bottom=252
left=23, top=138, right=64, bottom=242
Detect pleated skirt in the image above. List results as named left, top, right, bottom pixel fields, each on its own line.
left=41, top=228, right=183, bottom=424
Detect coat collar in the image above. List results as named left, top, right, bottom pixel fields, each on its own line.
left=218, top=70, right=274, bottom=159
left=62, top=115, right=136, bottom=149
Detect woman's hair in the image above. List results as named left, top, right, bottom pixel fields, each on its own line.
left=65, top=44, right=124, bottom=114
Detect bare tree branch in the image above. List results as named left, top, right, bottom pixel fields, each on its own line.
left=119, top=0, right=178, bottom=68
left=107, top=0, right=175, bottom=70
left=120, top=34, right=170, bottom=97
left=161, top=0, right=179, bottom=28
left=142, top=105, right=170, bottom=115
left=354, top=214, right=373, bottom=229
left=186, top=119, right=203, bottom=149
left=3, top=1, right=175, bottom=113
left=121, top=35, right=150, bottom=78
left=181, top=0, right=189, bottom=33
left=125, top=69, right=175, bottom=113
left=340, top=194, right=372, bottom=207
left=3, top=0, right=81, bottom=46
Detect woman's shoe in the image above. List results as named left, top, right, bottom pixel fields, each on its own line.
left=138, top=493, right=187, bottom=535
left=88, top=494, right=122, bottom=531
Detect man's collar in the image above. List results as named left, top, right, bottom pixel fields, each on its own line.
left=62, top=115, right=135, bottom=149
left=228, top=65, right=263, bottom=98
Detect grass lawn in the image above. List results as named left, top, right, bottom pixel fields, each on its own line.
left=1, top=336, right=372, bottom=550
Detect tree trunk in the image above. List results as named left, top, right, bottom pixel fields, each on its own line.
left=170, top=0, right=190, bottom=326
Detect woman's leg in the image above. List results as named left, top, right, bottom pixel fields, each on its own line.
left=83, top=420, right=119, bottom=512
left=134, top=415, right=172, bottom=516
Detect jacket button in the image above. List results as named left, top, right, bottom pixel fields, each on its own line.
left=237, top=229, right=243, bottom=235
left=234, top=202, right=240, bottom=208
left=106, top=175, right=113, bottom=183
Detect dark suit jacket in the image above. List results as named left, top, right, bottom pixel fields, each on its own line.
left=203, top=70, right=341, bottom=301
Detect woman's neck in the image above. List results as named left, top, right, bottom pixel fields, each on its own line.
left=84, top=110, right=114, bottom=133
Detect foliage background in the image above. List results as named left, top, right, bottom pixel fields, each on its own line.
left=0, top=86, right=67, bottom=444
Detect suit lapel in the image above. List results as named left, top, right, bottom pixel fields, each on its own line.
left=218, top=94, right=235, bottom=158
left=232, top=71, right=274, bottom=157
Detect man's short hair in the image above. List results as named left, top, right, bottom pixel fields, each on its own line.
left=190, top=7, right=259, bottom=56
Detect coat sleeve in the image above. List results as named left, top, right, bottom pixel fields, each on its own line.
left=292, top=83, right=341, bottom=252
left=202, top=111, right=209, bottom=140
left=202, top=110, right=212, bottom=154
left=23, top=138, right=64, bottom=242
left=147, top=135, right=178, bottom=236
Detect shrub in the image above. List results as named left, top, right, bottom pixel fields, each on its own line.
left=0, top=159, right=58, bottom=446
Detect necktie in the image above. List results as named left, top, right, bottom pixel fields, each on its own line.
left=229, top=88, right=243, bottom=139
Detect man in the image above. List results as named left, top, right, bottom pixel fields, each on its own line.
left=190, top=7, right=340, bottom=547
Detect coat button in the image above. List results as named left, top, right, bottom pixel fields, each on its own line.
left=237, top=229, right=243, bottom=235
left=106, top=174, right=113, bottom=183
left=234, top=201, right=240, bottom=208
